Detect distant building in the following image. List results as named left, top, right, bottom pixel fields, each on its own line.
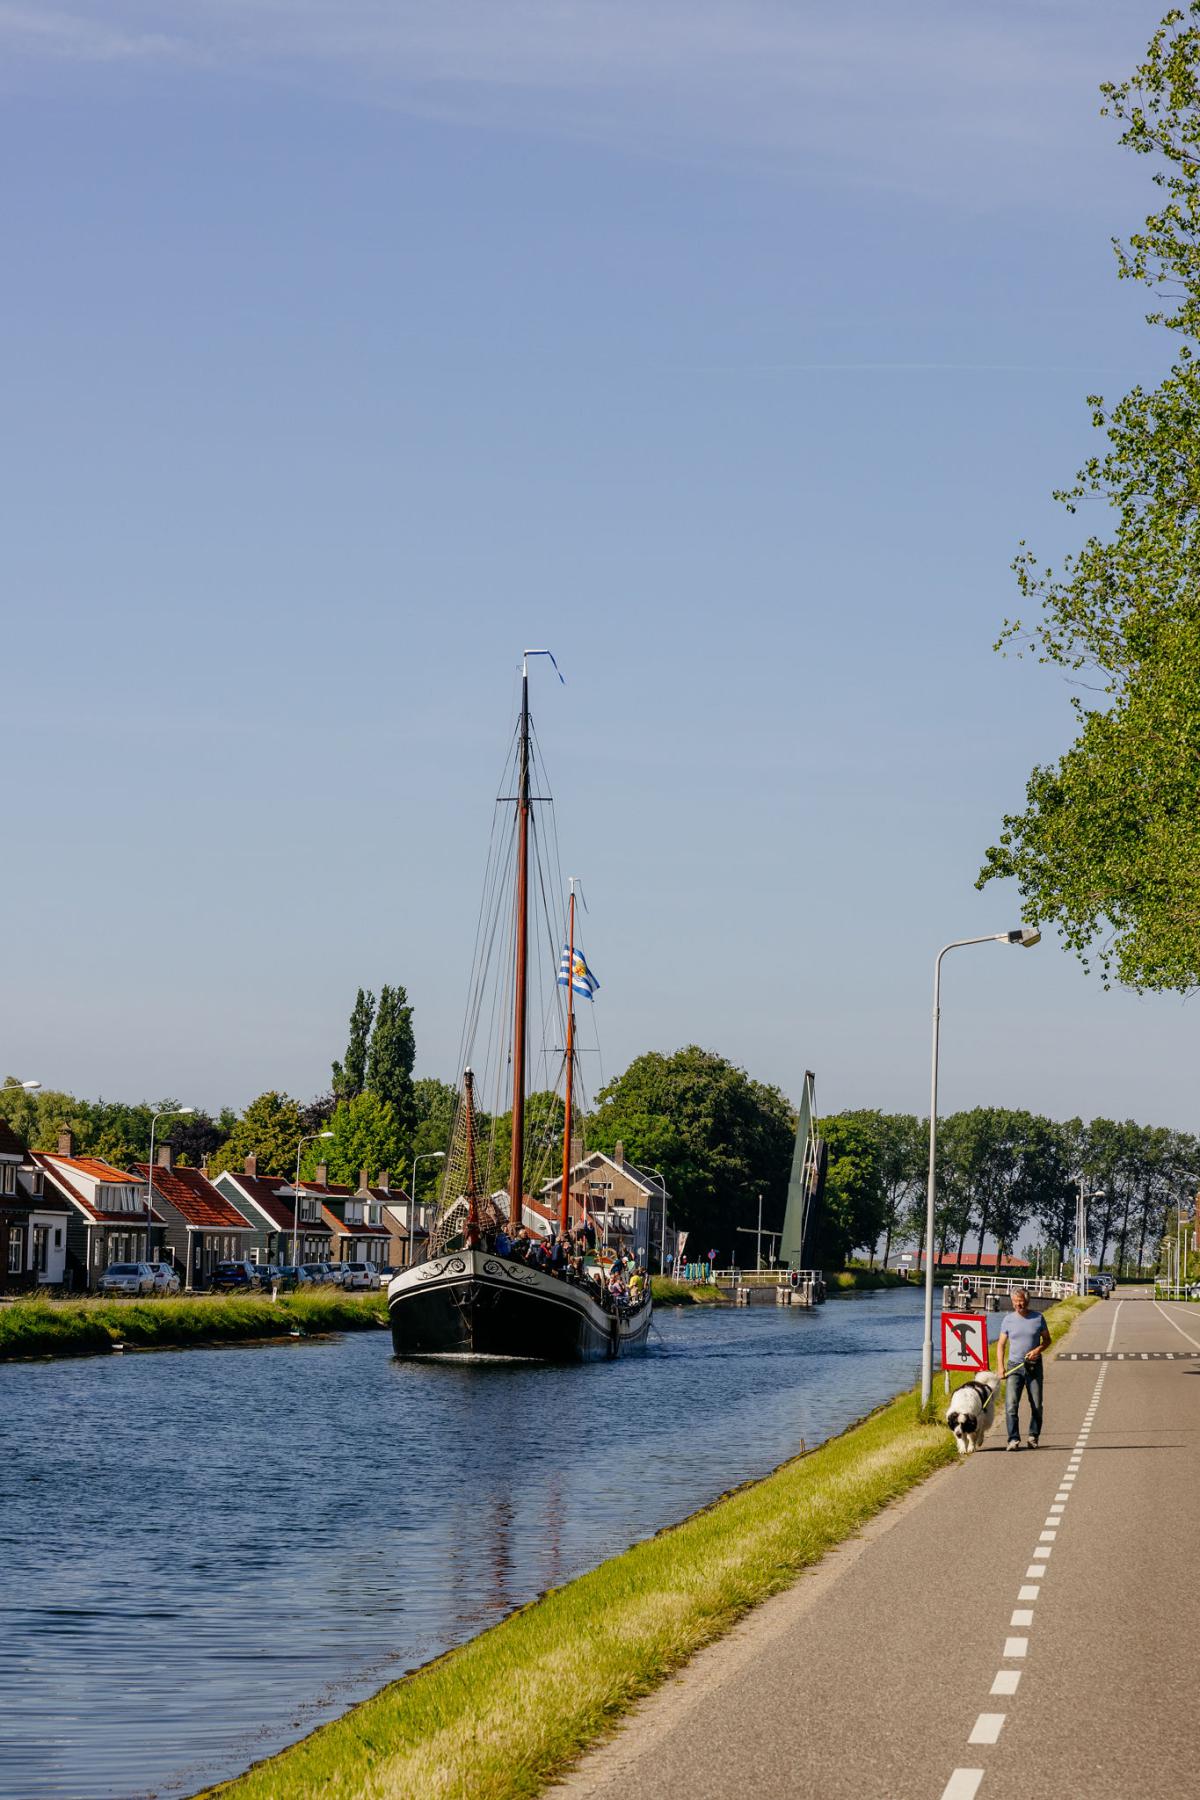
left=296, top=1166, right=393, bottom=1269
left=922, top=1251, right=1030, bottom=1271
left=536, top=1141, right=674, bottom=1266
left=34, top=1129, right=159, bottom=1288
left=0, top=1119, right=70, bottom=1292
left=213, top=1155, right=334, bottom=1267
left=132, top=1144, right=255, bottom=1289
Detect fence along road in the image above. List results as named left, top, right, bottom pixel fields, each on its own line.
left=560, top=1288, right=1195, bottom=1800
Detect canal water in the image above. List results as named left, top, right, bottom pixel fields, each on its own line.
left=0, top=1287, right=926, bottom=1799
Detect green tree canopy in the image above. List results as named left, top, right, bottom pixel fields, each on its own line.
left=586, top=1046, right=794, bottom=1255
left=332, top=988, right=375, bottom=1101
left=209, top=1091, right=306, bottom=1179
left=979, top=7, right=1200, bottom=992
left=316, top=1091, right=408, bottom=1188
left=808, top=1115, right=887, bottom=1269
left=366, top=984, right=416, bottom=1134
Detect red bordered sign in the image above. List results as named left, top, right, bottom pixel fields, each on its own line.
left=941, top=1311, right=989, bottom=1372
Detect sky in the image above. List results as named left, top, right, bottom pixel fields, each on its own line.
left=1, top=0, right=1195, bottom=1133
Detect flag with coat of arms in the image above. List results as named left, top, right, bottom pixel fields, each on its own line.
left=559, top=944, right=600, bottom=1000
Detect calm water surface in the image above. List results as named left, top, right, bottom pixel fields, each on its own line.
left=0, top=1288, right=926, bottom=1798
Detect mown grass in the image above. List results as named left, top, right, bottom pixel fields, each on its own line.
left=649, top=1277, right=723, bottom=1305
left=827, top=1268, right=908, bottom=1292
left=0, top=1289, right=388, bottom=1360
left=200, top=1295, right=1093, bottom=1800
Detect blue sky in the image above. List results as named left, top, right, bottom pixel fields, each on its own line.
left=2, top=1, right=1194, bottom=1133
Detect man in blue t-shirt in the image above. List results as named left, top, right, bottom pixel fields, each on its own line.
left=998, top=1289, right=1052, bottom=1450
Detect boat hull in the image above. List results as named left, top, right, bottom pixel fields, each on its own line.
left=388, top=1251, right=652, bottom=1362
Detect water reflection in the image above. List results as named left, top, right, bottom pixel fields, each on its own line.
left=0, top=1288, right=924, bottom=1799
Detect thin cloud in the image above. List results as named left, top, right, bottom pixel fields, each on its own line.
left=0, top=2, right=1144, bottom=200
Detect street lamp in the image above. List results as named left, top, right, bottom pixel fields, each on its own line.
left=1, top=1080, right=41, bottom=1092
left=410, top=1151, right=446, bottom=1240
left=292, top=1131, right=335, bottom=1269
left=146, top=1106, right=194, bottom=1264
left=920, top=927, right=1041, bottom=1410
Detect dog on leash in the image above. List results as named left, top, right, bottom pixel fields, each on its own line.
left=946, top=1375, right=999, bottom=1454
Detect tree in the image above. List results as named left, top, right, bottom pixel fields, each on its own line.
left=809, top=1115, right=887, bottom=1269
left=833, top=1111, right=925, bottom=1266
left=317, top=1091, right=408, bottom=1188
left=366, top=984, right=416, bottom=1134
left=332, top=988, right=375, bottom=1101
left=411, top=1078, right=459, bottom=1164
left=979, top=9, right=1200, bottom=992
left=586, top=1047, right=794, bottom=1257
left=209, top=1092, right=306, bottom=1179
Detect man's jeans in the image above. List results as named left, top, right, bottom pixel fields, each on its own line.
left=1006, top=1360, right=1044, bottom=1442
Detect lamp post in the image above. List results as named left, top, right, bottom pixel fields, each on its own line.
left=292, top=1131, right=335, bottom=1269
left=410, top=1151, right=445, bottom=1241
left=1, top=1080, right=40, bottom=1093
left=146, top=1106, right=194, bottom=1264
left=920, top=927, right=1040, bottom=1410
left=1073, top=1183, right=1105, bottom=1296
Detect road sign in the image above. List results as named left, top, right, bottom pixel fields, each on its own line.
left=941, top=1311, right=989, bottom=1372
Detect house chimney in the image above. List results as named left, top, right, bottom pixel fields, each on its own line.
left=570, top=1134, right=583, bottom=1169
left=157, top=1142, right=174, bottom=1170
left=315, top=1162, right=328, bottom=1187
left=244, top=1153, right=258, bottom=1178
left=358, top=1166, right=370, bottom=1195
left=57, top=1128, right=74, bottom=1158
left=378, top=1170, right=389, bottom=1193
left=614, top=1140, right=625, bottom=1169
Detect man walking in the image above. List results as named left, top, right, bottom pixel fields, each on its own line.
left=998, top=1288, right=1052, bottom=1450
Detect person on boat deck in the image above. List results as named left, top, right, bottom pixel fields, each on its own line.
left=578, top=1215, right=597, bottom=1251
left=494, top=1227, right=511, bottom=1258
left=549, top=1237, right=567, bottom=1273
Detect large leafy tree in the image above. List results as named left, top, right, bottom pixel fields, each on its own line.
left=586, top=1046, right=794, bottom=1256
left=209, top=1091, right=306, bottom=1179
left=979, top=7, right=1200, bottom=992
left=832, top=1110, right=926, bottom=1266
left=808, top=1115, right=887, bottom=1269
left=317, top=1091, right=408, bottom=1188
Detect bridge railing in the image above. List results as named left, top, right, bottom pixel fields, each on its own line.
left=945, top=1274, right=1075, bottom=1300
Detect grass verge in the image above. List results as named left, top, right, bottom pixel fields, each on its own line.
left=0, top=1289, right=388, bottom=1360
left=826, top=1268, right=908, bottom=1292
left=199, top=1295, right=1093, bottom=1800
left=649, top=1277, right=723, bottom=1305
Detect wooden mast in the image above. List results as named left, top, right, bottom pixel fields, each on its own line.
left=464, top=1066, right=479, bottom=1246
left=508, top=660, right=531, bottom=1245
left=559, top=881, right=577, bottom=1235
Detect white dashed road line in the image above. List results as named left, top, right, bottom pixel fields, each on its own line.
left=1153, top=1301, right=1200, bottom=1351
left=934, top=1345, right=1109, bottom=1797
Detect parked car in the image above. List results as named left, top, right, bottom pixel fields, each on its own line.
left=97, top=1262, right=157, bottom=1297
left=251, top=1262, right=284, bottom=1290
left=340, top=1260, right=381, bottom=1291
left=298, top=1262, right=336, bottom=1284
left=147, top=1262, right=181, bottom=1295
left=1085, top=1274, right=1111, bottom=1297
left=211, top=1260, right=260, bottom=1292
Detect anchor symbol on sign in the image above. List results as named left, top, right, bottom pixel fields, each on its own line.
left=949, top=1320, right=978, bottom=1362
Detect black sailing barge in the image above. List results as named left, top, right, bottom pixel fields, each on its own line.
left=388, top=653, right=652, bottom=1362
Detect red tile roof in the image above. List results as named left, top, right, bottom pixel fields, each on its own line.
left=35, top=1153, right=162, bottom=1225
left=924, top=1252, right=1029, bottom=1269
left=133, top=1163, right=254, bottom=1232
left=218, top=1170, right=333, bottom=1236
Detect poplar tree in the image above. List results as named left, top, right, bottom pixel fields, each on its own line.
left=332, top=988, right=375, bottom=1101
left=366, top=984, right=416, bottom=1136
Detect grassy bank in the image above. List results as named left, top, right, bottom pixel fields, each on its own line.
left=0, top=1289, right=388, bottom=1360
left=201, top=1295, right=1092, bottom=1800
left=649, top=1277, right=723, bottom=1305
left=827, top=1268, right=909, bottom=1292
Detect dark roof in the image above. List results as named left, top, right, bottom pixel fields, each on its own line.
left=217, top=1170, right=333, bottom=1236
left=134, top=1163, right=254, bottom=1232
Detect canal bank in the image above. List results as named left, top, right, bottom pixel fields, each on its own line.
left=198, top=1296, right=1091, bottom=1800
left=0, top=1288, right=389, bottom=1358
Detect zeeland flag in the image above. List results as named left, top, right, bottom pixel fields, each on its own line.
left=559, top=945, right=600, bottom=1000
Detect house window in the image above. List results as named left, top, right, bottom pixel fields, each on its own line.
left=32, top=1225, right=49, bottom=1274
left=53, top=1228, right=61, bottom=1248
left=1, top=1164, right=15, bottom=1195
left=7, top=1227, right=22, bottom=1274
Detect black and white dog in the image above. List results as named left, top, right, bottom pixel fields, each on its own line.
left=946, top=1375, right=999, bottom=1454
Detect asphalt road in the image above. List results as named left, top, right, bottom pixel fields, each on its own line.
left=557, top=1290, right=1197, bottom=1800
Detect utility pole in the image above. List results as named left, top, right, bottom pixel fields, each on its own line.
left=735, top=1195, right=766, bottom=1272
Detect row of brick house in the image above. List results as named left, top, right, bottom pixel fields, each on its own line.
left=0, top=1126, right=432, bottom=1294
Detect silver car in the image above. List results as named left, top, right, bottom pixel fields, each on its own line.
left=97, top=1262, right=156, bottom=1296
left=147, top=1262, right=181, bottom=1295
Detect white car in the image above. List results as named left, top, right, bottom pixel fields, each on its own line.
left=340, top=1261, right=381, bottom=1291
left=97, top=1261, right=157, bottom=1297
left=147, top=1262, right=182, bottom=1295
